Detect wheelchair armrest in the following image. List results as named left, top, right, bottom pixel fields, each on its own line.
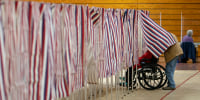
left=140, top=58, right=159, bottom=65
left=140, top=58, right=152, bottom=62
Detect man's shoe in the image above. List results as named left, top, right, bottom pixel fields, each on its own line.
left=162, top=87, right=176, bottom=90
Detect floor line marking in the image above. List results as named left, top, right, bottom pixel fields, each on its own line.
left=160, top=70, right=200, bottom=100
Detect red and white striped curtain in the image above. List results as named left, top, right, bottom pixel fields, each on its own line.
left=0, top=1, right=176, bottom=100
left=140, top=10, right=176, bottom=58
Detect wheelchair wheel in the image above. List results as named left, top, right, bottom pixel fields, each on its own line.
left=142, top=66, right=163, bottom=89
left=155, top=64, right=168, bottom=88
left=137, top=68, right=155, bottom=90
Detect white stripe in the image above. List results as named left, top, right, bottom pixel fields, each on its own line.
left=0, top=20, right=6, bottom=100
left=56, top=82, right=59, bottom=98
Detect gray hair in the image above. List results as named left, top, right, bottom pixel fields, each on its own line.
left=187, top=30, right=193, bottom=37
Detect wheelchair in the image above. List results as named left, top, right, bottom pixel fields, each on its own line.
left=122, top=57, right=167, bottom=90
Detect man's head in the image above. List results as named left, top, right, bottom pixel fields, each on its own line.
left=187, top=30, right=193, bottom=37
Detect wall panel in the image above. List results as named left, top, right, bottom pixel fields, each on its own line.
left=150, top=15, right=200, bottom=20
left=21, top=0, right=200, bottom=3
left=150, top=9, right=200, bottom=15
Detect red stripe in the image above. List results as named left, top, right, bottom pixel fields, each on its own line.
left=40, top=4, right=44, bottom=14
left=63, top=77, right=69, bottom=96
left=75, top=6, right=79, bottom=65
left=28, top=3, right=32, bottom=57
left=15, top=1, right=18, bottom=11
left=102, top=8, right=104, bottom=40
left=81, top=6, right=84, bottom=86
left=160, top=71, right=200, bottom=100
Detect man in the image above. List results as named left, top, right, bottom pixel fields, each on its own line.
left=163, top=33, right=183, bottom=90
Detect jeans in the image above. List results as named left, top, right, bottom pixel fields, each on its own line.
left=165, top=56, right=179, bottom=88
